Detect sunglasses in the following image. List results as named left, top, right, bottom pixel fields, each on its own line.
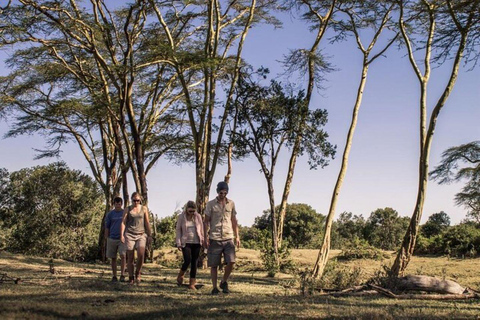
left=132, top=199, right=141, bottom=203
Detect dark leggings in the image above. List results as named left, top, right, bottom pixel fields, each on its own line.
left=181, top=243, right=201, bottom=278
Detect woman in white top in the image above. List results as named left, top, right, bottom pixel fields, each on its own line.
left=175, top=200, right=204, bottom=289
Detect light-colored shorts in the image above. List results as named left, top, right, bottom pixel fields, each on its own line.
left=124, top=232, right=147, bottom=251
left=207, top=239, right=236, bottom=267
left=106, top=238, right=126, bottom=259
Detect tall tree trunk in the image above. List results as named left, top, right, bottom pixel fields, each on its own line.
left=277, top=1, right=335, bottom=248
left=266, top=177, right=279, bottom=267
left=391, top=0, right=471, bottom=276
left=312, top=63, right=369, bottom=278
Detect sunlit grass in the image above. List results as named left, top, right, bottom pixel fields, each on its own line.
left=1, top=249, right=479, bottom=319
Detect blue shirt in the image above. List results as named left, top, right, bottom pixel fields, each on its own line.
left=105, top=209, right=124, bottom=240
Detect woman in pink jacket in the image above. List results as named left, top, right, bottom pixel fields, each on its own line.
left=175, top=200, right=204, bottom=289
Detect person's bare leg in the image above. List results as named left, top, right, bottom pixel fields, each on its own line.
left=111, top=258, right=117, bottom=278
left=120, top=255, right=126, bottom=277
left=126, top=250, right=135, bottom=283
left=135, top=247, right=145, bottom=282
left=211, top=266, right=218, bottom=289
left=222, top=262, right=234, bottom=283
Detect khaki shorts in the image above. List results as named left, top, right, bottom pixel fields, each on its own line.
left=124, top=233, right=147, bottom=251
left=207, top=239, right=236, bottom=267
left=106, top=238, right=126, bottom=259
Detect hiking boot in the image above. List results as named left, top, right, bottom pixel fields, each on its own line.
left=219, top=281, right=229, bottom=293
left=111, top=276, right=118, bottom=282
left=119, top=275, right=126, bottom=282
left=211, top=287, right=220, bottom=295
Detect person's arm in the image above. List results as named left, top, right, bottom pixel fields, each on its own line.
left=196, top=213, right=205, bottom=241
left=203, top=214, right=211, bottom=248
left=232, top=203, right=240, bottom=247
left=120, top=208, right=128, bottom=243
left=144, top=206, right=153, bottom=245
left=175, top=214, right=183, bottom=250
left=232, top=213, right=240, bottom=248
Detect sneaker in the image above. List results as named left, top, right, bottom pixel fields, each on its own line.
left=111, top=276, right=118, bottom=282
left=119, top=275, right=126, bottom=282
left=219, top=281, right=229, bottom=293
left=211, top=287, right=220, bottom=295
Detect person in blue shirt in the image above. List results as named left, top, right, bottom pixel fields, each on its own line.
left=105, top=197, right=126, bottom=282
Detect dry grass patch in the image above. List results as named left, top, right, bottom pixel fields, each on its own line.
left=1, top=250, right=480, bottom=319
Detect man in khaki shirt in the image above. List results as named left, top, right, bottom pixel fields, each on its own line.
left=204, top=181, right=240, bottom=295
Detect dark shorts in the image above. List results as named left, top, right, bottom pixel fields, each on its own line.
left=207, top=239, right=236, bottom=267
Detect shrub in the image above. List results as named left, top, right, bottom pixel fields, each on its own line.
left=1, top=163, right=103, bottom=261
left=443, top=223, right=480, bottom=257
left=316, top=259, right=363, bottom=290
left=154, top=211, right=178, bottom=249
left=339, top=238, right=388, bottom=260
left=260, top=234, right=294, bottom=277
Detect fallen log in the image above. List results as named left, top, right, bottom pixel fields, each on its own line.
left=396, top=275, right=465, bottom=294
left=369, top=284, right=480, bottom=300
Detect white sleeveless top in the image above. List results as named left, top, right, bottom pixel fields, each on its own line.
left=185, top=219, right=200, bottom=244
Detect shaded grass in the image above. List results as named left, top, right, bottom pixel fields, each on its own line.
left=1, top=250, right=480, bottom=319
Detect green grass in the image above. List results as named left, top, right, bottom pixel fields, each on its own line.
left=1, top=249, right=479, bottom=319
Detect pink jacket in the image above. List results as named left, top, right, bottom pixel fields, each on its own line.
left=175, top=212, right=204, bottom=248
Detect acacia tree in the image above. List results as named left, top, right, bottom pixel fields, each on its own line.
left=0, top=0, right=190, bottom=259
left=278, top=0, right=337, bottom=250
left=311, top=0, right=398, bottom=279
left=234, top=76, right=335, bottom=265
left=149, top=0, right=279, bottom=213
left=391, top=0, right=480, bottom=277
left=430, top=141, right=480, bottom=223
left=0, top=0, right=192, bottom=202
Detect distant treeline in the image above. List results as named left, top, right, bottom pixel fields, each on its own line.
left=1, top=164, right=479, bottom=262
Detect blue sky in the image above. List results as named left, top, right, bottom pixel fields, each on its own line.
left=0, top=8, right=479, bottom=227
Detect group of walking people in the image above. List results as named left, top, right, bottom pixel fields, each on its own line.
left=105, top=181, right=239, bottom=294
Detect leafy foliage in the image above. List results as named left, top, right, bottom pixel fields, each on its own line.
left=364, top=207, right=409, bottom=250
left=0, top=163, right=103, bottom=261
left=332, top=211, right=366, bottom=248
left=239, top=225, right=268, bottom=250
left=416, top=220, right=480, bottom=258
left=154, top=211, right=179, bottom=249
left=430, top=141, right=480, bottom=223
left=315, top=259, right=363, bottom=290
left=340, top=238, right=388, bottom=261
left=421, top=211, right=451, bottom=238
left=260, top=233, right=295, bottom=277
left=253, top=203, right=325, bottom=249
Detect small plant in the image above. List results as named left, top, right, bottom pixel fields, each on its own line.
left=298, top=269, right=316, bottom=296
left=368, top=264, right=392, bottom=288
left=260, top=235, right=294, bottom=277
left=315, top=259, right=364, bottom=290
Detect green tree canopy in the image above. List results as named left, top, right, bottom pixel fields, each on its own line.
left=421, top=211, right=451, bottom=238
left=430, top=141, right=480, bottom=223
left=253, top=203, right=325, bottom=248
left=0, top=162, right=103, bottom=261
left=365, top=207, right=409, bottom=251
